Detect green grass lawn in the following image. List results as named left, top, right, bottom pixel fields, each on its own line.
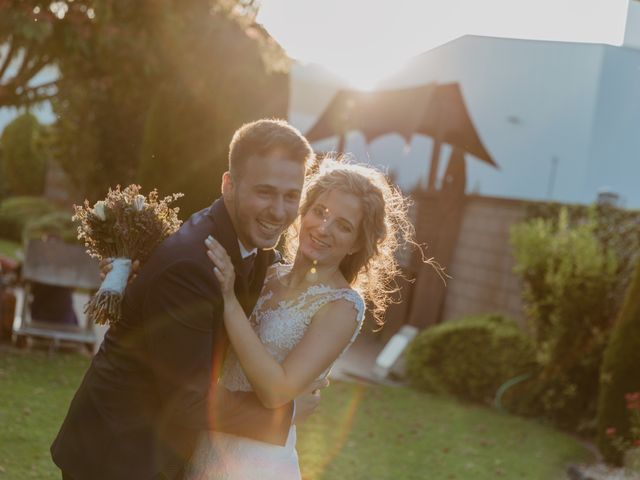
left=0, top=347, right=592, bottom=479
left=0, top=239, right=21, bottom=260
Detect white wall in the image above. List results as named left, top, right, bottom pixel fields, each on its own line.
left=290, top=35, right=640, bottom=208
left=382, top=36, right=605, bottom=205
left=624, top=0, right=640, bottom=50
left=291, top=36, right=607, bottom=203
left=587, top=46, right=640, bottom=207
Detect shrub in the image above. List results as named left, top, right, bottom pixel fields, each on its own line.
left=597, top=259, right=640, bottom=465
left=0, top=197, right=57, bottom=242
left=510, top=208, right=620, bottom=433
left=0, top=151, right=8, bottom=200
left=406, top=314, right=537, bottom=405
left=526, top=202, right=640, bottom=305
left=23, top=210, right=77, bottom=244
left=0, top=113, right=47, bottom=196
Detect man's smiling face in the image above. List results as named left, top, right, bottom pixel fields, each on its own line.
left=223, top=150, right=306, bottom=250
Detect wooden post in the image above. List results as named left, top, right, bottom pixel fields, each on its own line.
left=336, top=133, right=346, bottom=154
left=426, top=138, right=442, bottom=192
left=407, top=150, right=467, bottom=329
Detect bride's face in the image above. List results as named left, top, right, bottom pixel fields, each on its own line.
left=298, top=189, right=362, bottom=267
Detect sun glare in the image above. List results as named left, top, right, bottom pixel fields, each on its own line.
left=338, top=61, right=403, bottom=91
left=257, top=0, right=627, bottom=88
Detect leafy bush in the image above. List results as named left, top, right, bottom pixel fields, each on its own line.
left=526, top=202, right=640, bottom=304
left=510, top=208, right=621, bottom=433
left=0, top=197, right=58, bottom=242
left=0, top=151, right=8, bottom=200
left=597, top=259, right=640, bottom=465
left=0, top=113, right=47, bottom=196
left=22, top=210, right=77, bottom=244
left=406, top=314, right=536, bottom=405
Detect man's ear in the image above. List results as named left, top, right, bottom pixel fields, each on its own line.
left=221, top=171, right=234, bottom=199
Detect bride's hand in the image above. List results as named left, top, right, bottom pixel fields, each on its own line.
left=205, top=236, right=236, bottom=300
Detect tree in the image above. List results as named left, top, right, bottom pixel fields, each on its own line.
left=1, top=1, right=290, bottom=204
left=50, top=0, right=290, bottom=209
left=597, top=259, right=640, bottom=465
left=0, top=0, right=94, bottom=108
left=0, top=112, right=46, bottom=195
left=509, top=209, right=620, bottom=432
left=138, top=1, right=290, bottom=215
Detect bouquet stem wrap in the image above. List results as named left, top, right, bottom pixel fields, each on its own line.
left=85, top=258, right=132, bottom=325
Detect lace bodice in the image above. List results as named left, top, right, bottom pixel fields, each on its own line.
left=220, top=263, right=365, bottom=392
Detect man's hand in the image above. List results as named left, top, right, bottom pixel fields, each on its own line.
left=99, top=258, right=140, bottom=284
left=293, top=378, right=329, bottom=425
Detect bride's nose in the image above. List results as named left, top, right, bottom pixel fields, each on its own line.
left=317, top=216, right=332, bottom=234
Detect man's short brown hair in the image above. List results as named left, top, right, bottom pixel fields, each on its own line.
left=228, top=119, right=314, bottom=178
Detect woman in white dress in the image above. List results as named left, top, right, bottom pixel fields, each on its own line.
left=185, top=158, right=419, bottom=480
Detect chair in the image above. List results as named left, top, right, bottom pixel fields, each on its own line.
left=14, top=239, right=102, bottom=351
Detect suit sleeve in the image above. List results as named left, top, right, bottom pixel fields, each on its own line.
left=141, top=260, right=293, bottom=445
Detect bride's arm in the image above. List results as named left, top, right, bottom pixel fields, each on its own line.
left=206, top=237, right=359, bottom=409
left=225, top=295, right=357, bottom=410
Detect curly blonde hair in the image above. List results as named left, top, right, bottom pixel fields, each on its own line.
left=285, top=156, right=425, bottom=326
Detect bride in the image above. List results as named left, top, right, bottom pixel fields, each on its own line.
left=185, top=158, right=419, bottom=479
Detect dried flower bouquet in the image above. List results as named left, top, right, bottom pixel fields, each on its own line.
left=73, top=184, right=183, bottom=325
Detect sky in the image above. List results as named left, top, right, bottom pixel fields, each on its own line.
left=0, top=1, right=630, bottom=131
left=257, top=0, right=630, bottom=89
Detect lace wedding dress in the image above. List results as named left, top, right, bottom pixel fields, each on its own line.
left=186, top=264, right=365, bottom=480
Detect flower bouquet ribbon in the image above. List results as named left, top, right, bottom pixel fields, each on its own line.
left=73, top=184, right=183, bottom=325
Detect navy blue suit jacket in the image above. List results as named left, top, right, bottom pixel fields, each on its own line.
left=51, top=199, right=292, bottom=480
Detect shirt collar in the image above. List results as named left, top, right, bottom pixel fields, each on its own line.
left=238, top=240, right=257, bottom=259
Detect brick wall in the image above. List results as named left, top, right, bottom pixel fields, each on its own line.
left=440, top=195, right=529, bottom=325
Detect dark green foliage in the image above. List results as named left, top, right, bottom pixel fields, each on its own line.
left=597, top=260, right=640, bottom=465
left=526, top=202, right=640, bottom=303
left=1, top=113, right=47, bottom=196
left=3, top=2, right=289, bottom=207
left=22, top=210, right=77, bottom=244
left=0, top=149, right=7, bottom=200
left=48, top=0, right=289, bottom=212
left=51, top=1, right=159, bottom=200
left=0, top=196, right=57, bottom=242
left=137, top=83, right=219, bottom=217
left=0, top=1, right=94, bottom=107
left=406, top=314, right=537, bottom=405
left=510, top=207, right=628, bottom=434
left=503, top=354, right=605, bottom=434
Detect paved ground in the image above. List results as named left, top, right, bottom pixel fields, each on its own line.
left=330, top=332, right=390, bottom=384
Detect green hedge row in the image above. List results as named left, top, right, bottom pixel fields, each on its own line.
left=597, top=259, right=640, bottom=465
left=0, top=196, right=75, bottom=243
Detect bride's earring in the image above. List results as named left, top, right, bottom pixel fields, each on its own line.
left=305, top=260, right=318, bottom=283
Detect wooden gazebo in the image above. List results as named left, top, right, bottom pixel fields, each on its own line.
left=306, top=82, right=498, bottom=332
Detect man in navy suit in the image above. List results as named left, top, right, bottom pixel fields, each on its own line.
left=51, top=119, right=316, bottom=480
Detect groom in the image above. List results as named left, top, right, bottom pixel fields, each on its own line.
left=51, top=119, right=316, bottom=480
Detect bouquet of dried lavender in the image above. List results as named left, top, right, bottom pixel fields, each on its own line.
left=73, top=184, right=183, bottom=325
